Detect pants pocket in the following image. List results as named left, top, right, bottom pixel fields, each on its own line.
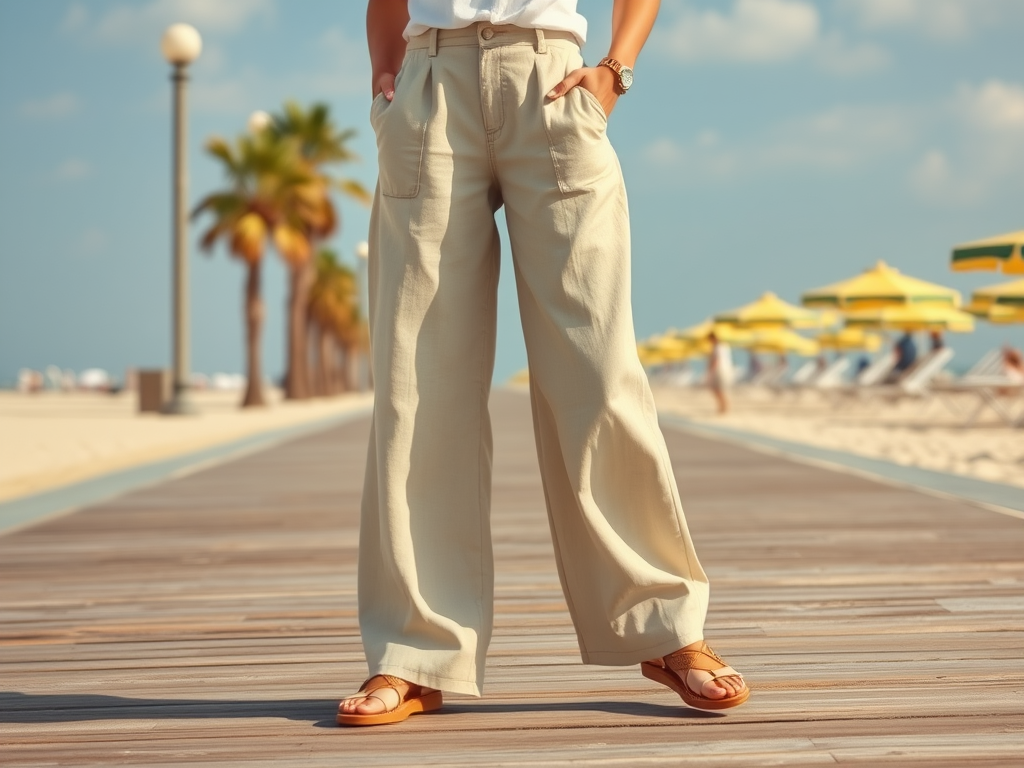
left=371, top=55, right=431, bottom=199
left=542, top=51, right=616, bottom=195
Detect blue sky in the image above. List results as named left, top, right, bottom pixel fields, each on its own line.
left=1, top=0, right=1022, bottom=387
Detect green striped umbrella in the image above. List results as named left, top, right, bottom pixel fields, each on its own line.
left=951, top=230, right=1024, bottom=274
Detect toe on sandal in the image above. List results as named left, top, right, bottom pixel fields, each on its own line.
left=337, top=675, right=443, bottom=727
left=641, top=643, right=750, bottom=711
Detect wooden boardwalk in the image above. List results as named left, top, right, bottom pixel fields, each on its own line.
left=2, top=389, right=1022, bottom=766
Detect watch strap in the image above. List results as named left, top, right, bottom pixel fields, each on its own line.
left=598, top=57, right=631, bottom=93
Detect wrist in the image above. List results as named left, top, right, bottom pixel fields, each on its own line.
left=605, top=51, right=637, bottom=69
left=598, top=57, right=634, bottom=94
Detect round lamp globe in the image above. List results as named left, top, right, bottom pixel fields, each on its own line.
left=161, top=24, right=202, bottom=66
left=248, top=110, right=272, bottom=134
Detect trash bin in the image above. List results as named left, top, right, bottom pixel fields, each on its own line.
left=138, top=369, right=170, bottom=413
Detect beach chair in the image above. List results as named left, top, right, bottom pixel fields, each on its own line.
left=830, top=351, right=895, bottom=403
left=935, top=377, right=1024, bottom=426
left=664, top=366, right=696, bottom=387
left=813, top=357, right=851, bottom=389
left=895, top=347, right=955, bottom=396
left=761, top=364, right=792, bottom=389
left=855, top=350, right=897, bottom=387
left=787, top=360, right=818, bottom=387
left=771, top=359, right=824, bottom=396
left=834, top=349, right=953, bottom=406
left=737, top=366, right=776, bottom=388
left=960, top=349, right=1004, bottom=380
left=934, top=350, right=1024, bottom=427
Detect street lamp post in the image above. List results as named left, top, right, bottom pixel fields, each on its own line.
left=160, top=23, right=202, bottom=414
left=355, top=240, right=370, bottom=391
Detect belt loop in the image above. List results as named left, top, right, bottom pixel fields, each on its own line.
left=535, top=28, right=547, bottom=54
left=428, top=28, right=438, bottom=57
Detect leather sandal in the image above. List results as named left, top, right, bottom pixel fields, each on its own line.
left=641, top=643, right=750, bottom=711
left=336, top=674, right=443, bottom=727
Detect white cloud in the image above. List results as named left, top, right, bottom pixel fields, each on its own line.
left=641, top=72, right=1024, bottom=206
left=55, top=159, right=92, bottom=181
left=814, top=33, right=889, bottom=76
left=644, top=102, right=915, bottom=182
left=912, top=80, right=1024, bottom=205
left=653, top=0, right=888, bottom=76
left=910, top=150, right=972, bottom=203
left=64, top=0, right=274, bottom=45
left=960, top=80, right=1024, bottom=132
left=19, top=92, right=81, bottom=119
left=182, top=25, right=368, bottom=115
left=839, top=0, right=1024, bottom=41
left=656, top=0, right=820, bottom=62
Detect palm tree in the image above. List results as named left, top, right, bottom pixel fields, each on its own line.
left=308, top=249, right=361, bottom=394
left=269, top=102, right=370, bottom=400
left=192, top=131, right=317, bottom=407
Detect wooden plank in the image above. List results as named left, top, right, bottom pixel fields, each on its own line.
left=1, top=389, right=1022, bottom=765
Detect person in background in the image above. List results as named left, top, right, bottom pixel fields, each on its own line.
left=929, top=330, right=945, bottom=352
left=886, top=331, right=917, bottom=383
left=853, top=355, right=871, bottom=379
left=707, top=331, right=731, bottom=414
left=1002, top=345, right=1024, bottom=383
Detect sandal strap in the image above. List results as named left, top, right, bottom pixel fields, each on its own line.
left=361, top=691, right=399, bottom=712
left=359, top=674, right=413, bottom=693
left=664, top=643, right=733, bottom=675
left=346, top=675, right=417, bottom=714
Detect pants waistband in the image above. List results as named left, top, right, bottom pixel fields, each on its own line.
left=406, top=23, right=578, bottom=56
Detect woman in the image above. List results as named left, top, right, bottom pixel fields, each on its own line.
left=339, top=0, right=749, bottom=726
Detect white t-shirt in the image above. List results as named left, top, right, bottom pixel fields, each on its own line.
left=405, top=0, right=588, bottom=45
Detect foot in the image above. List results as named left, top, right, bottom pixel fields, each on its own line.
left=647, top=640, right=747, bottom=701
left=338, top=675, right=438, bottom=717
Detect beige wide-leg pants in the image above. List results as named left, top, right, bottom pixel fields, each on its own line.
left=359, top=24, right=709, bottom=697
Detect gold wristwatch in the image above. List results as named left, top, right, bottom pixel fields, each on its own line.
left=598, top=57, right=634, bottom=94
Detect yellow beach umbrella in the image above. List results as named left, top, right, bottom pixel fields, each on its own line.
left=802, top=261, right=961, bottom=310
left=817, top=327, right=884, bottom=352
left=748, top=328, right=820, bottom=356
left=966, top=303, right=1024, bottom=324
left=951, top=230, right=1024, bottom=274
left=844, top=304, right=975, bottom=333
left=637, top=333, right=702, bottom=366
left=509, top=368, right=531, bottom=385
left=637, top=346, right=673, bottom=367
left=714, top=291, right=831, bottom=329
left=674, top=319, right=754, bottom=347
left=963, top=278, right=1024, bottom=324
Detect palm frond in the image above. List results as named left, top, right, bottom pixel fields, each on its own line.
left=335, top=178, right=372, bottom=205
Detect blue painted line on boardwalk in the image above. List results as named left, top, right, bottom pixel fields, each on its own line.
left=0, top=406, right=373, bottom=537
left=660, top=414, right=1024, bottom=517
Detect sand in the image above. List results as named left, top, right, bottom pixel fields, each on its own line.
left=4, top=382, right=1020, bottom=507
left=653, top=383, right=1024, bottom=490
left=0, top=389, right=373, bottom=503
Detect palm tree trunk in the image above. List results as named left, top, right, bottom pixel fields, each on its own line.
left=285, top=260, right=315, bottom=399
left=340, top=341, right=354, bottom=392
left=339, top=340, right=349, bottom=393
left=332, top=338, right=344, bottom=393
left=242, top=261, right=266, bottom=408
left=308, top=316, right=320, bottom=396
left=317, top=326, right=332, bottom=396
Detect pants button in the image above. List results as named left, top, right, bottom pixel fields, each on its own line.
left=481, top=27, right=494, bottom=40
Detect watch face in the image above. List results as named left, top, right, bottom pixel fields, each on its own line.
left=620, top=67, right=634, bottom=91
